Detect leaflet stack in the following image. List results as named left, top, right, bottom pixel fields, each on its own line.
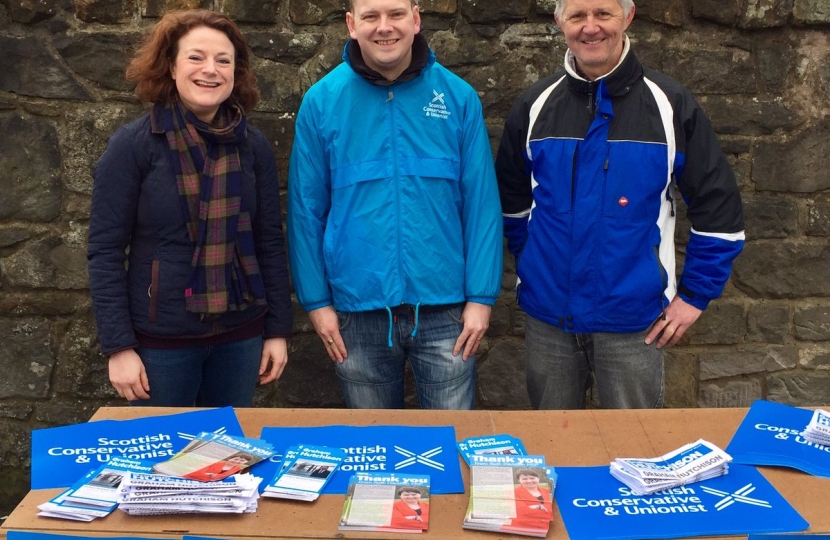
left=610, top=439, right=732, bottom=496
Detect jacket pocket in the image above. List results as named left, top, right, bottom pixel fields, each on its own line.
left=148, top=259, right=159, bottom=324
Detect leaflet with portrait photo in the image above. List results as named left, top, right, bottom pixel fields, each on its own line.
left=263, top=444, right=346, bottom=501
left=339, top=472, right=431, bottom=533
left=463, top=454, right=553, bottom=537
left=152, top=432, right=273, bottom=480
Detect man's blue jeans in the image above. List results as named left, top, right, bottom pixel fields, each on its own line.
left=134, top=335, right=263, bottom=407
left=525, top=315, right=664, bottom=409
left=334, top=305, right=475, bottom=409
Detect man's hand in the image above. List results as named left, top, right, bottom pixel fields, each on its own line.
left=645, top=296, right=703, bottom=349
left=309, top=306, right=348, bottom=363
left=108, top=349, right=150, bottom=401
left=259, top=337, right=288, bottom=384
left=453, top=302, right=492, bottom=360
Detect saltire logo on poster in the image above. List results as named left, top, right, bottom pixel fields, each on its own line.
left=554, top=464, right=808, bottom=540
left=254, top=425, right=463, bottom=494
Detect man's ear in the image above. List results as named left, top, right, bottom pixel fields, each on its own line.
left=346, top=11, right=357, bottom=39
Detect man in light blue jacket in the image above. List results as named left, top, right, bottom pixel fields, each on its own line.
left=287, top=0, right=503, bottom=409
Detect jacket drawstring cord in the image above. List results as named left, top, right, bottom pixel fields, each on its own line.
left=410, top=302, right=421, bottom=338
left=385, top=306, right=394, bottom=348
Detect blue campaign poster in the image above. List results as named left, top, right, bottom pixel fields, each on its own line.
left=747, top=534, right=830, bottom=540
left=555, top=464, right=808, bottom=540
left=7, top=534, right=167, bottom=540
left=31, top=407, right=243, bottom=489
left=726, top=399, right=830, bottom=478
left=254, top=425, right=463, bottom=494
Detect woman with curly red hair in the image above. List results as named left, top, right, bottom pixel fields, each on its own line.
left=88, top=10, right=291, bottom=407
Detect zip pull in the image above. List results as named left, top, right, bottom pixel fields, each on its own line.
left=387, top=90, right=394, bottom=102
left=667, top=175, right=676, bottom=217
left=604, top=158, right=609, bottom=171
left=587, top=82, right=593, bottom=113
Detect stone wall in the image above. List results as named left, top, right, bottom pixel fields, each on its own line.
left=1, top=0, right=830, bottom=517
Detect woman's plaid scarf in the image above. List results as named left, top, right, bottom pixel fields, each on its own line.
left=160, top=100, right=266, bottom=315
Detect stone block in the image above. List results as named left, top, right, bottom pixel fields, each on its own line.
left=699, top=345, right=797, bottom=380
left=738, top=0, right=794, bottom=28
left=248, top=113, right=295, bottom=188
left=0, top=405, right=33, bottom=420
left=141, top=0, right=207, bottom=18
left=741, top=194, right=798, bottom=239
left=793, top=0, right=830, bottom=23
left=247, top=31, right=324, bottom=65
left=794, top=305, right=830, bottom=340
left=73, top=0, right=133, bottom=24
left=807, top=204, right=830, bottom=236
left=256, top=63, right=302, bottom=113
left=488, top=300, right=511, bottom=338
left=460, top=0, right=532, bottom=23
left=1, top=237, right=89, bottom=290
left=0, top=318, right=56, bottom=399
left=0, top=227, right=32, bottom=248
left=697, top=95, right=797, bottom=137
left=499, top=23, right=557, bottom=50
left=733, top=241, right=830, bottom=299
left=0, top=292, right=87, bottom=317
left=698, top=379, right=763, bottom=407
left=767, top=372, right=830, bottom=404
left=289, top=0, right=341, bottom=24
left=54, top=33, right=141, bottom=92
left=799, top=344, right=830, bottom=369
left=0, top=116, right=61, bottom=222
left=429, top=28, right=494, bottom=68
left=692, top=0, right=740, bottom=25
left=513, top=308, right=526, bottom=336
left=0, top=0, right=63, bottom=22
left=420, top=0, right=457, bottom=13
left=535, top=0, right=555, bottom=15
left=276, top=333, right=346, bottom=407
left=218, top=0, right=280, bottom=23
left=52, top=308, right=116, bottom=399
left=681, top=302, right=746, bottom=346
left=664, top=351, right=697, bottom=408
left=664, top=48, right=756, bottom=95
left=747, top=303, right=790, bottom=343
left=753, top=120, right=830, bottom=193
left=62, top=105, right=142, bottom=195
left=477, top=338, right=531, bottom=410
left=755, top=37, right=794, bottom=93
left=635, top=0, right=686, bottom=26
left=34, top=402, right=102, bottom=425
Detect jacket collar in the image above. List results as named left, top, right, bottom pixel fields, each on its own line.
left=564, top=35, right=643, bottom=97
left=343, top=33, right=434, bottom=87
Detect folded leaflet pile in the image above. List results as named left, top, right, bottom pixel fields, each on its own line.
left=610, top=439, right=732, bottom=495
left=800, top=409, right=830, bottom=446
left=117, top=472, right=262, bottom=515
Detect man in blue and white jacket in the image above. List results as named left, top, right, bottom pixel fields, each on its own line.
left=288, top=0, right=502, bottom=409
left=496, top=0, right=745, bottom=409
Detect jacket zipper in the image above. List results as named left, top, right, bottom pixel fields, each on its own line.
left=653, top=245, right=668, bottom=319
left=149, top=259, right=159, bottom=323
left=388, top=89, right=405, bottom=304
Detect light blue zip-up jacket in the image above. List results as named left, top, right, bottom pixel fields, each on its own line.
left=288, top=44, right=503, bottom=313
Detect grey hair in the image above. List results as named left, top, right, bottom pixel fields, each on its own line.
left=555, top=0, right=635, bottom=20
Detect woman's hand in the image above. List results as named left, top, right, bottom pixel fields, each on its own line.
left=108, top=349, right=150, bottom=401
left=259, top=337, right=288, bottom=384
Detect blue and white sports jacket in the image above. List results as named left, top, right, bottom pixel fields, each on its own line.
left=495, top=40, right=745, bottom=333
left=288, top=40, right=503, bottom=313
